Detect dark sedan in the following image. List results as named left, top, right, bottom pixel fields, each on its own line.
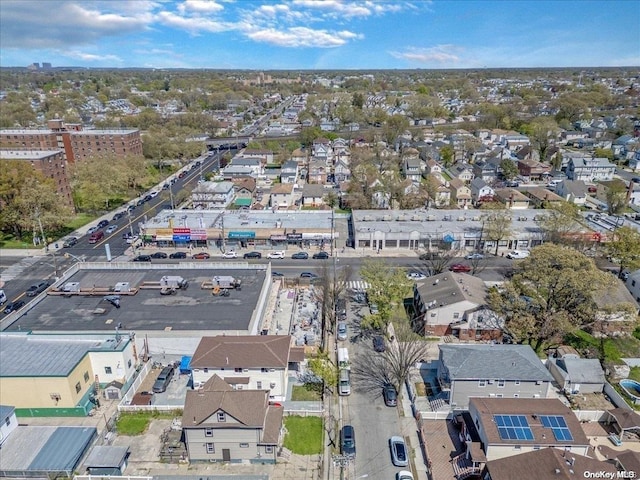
left=291, top=252, right=309, bottom=260
left=312, top=251, right=329, bottom=259
left=383, top=384, right=397, bottom=407
left=3, top=300, right=26, bottom=315
left=132, top=255, right=152, bottom=262
left=169, top=251, right=187, bottom=259
left=243, top=251, right=262, bottom=259
left=150, top=252, right=168, bottom=259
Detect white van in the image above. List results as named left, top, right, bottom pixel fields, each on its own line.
left=339, top=369, right=351, bottom=396
left=0, top=290, right=6, bottom=306
left=338, top=347, right=350, bottom=370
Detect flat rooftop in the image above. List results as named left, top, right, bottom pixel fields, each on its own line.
left=0, top=150, right=62, bottom=159
left=6, top=267, right=266, bottom=333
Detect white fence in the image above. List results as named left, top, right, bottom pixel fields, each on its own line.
left=118, top=404, right=182, bottom=413
left=573, top=409, right=608, bottom=422
left=117, top=361, right=151, bottom=410
left=75, top=476, right=152, bottom=480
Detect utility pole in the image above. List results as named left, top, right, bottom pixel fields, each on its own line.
left=36, top=213, right=48, bottom=252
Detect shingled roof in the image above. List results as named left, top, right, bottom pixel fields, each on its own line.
left=440, top=344, right=553, bottom=382
left=190, top=335, right=293, bottom=369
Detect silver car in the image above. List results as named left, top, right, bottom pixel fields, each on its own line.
left=389, top=436, right=409, bottom=467
left=337, top=322, right=347, bottom=341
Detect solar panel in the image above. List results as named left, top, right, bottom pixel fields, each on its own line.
left=494, top=415, right=534, bottom=441
left=538, top=415, right=573, bottom=442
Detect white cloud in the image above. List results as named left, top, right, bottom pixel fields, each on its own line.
left=291, top=0, right=372, bottom=18
left=156, top=10, right=230, bottom=33
left=0, top=0, right=154, bottom=49
left=177, top=0, right=224, bottom=14
left=64, top=51, right=123, bottom=62
left=247, top=26, right=361, bottom=48
left=390, top=45, right=462, bottom=64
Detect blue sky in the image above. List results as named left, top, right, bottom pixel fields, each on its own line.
left=1, top=0, right=638, bottom=69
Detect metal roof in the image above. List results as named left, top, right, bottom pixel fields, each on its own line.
left=83, top=445, right=129, bottom=468
left=0, top=405, right=15, bottom=421
left=0, top=333, right=128, bottom=377
left=0, top=426, right=96, bottom=472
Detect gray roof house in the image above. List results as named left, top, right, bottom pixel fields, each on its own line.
left=547, top=357, right=605, bottom=394
left=436, top=344, right=554, bottom=410
left=555, top=179, right=588, bottom=205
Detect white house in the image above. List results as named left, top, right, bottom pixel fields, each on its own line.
left=189, top=335, right=303, bottom=402
left=567, top=157, right=615, bottom=182
left=191, top=181, right=235, bottom=209
left=0, top=405, right=18, bottom=445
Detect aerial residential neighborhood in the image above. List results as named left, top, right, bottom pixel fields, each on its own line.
left=1, top=1, right=640, bottom=480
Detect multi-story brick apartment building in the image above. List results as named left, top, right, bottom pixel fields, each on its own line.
left=0, top=150, right=74, bottom=208
left=0, top=119, right=142, bottom=162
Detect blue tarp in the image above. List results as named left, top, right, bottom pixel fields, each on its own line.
left=180, top=355, right=192, bottom=374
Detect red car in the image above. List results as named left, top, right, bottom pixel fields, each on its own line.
left=192, top=252, right=211, bottom=260
left=449, top=263, right=472, bottom=273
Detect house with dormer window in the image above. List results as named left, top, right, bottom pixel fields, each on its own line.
left=182, top=375, right=283, bottom=463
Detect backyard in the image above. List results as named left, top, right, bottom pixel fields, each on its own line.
left=283, top=415, right=323, bottom=455
left=116, top=411, right=181, bottom=436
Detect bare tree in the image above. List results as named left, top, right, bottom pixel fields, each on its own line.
left=419, top=250, right=456, bottom=275
left=314, top=261, right=354, bottom=338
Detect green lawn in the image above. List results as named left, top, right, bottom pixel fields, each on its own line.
left=0, top=213, right=96, bottom=249
left=116, top=413, right=151, bottom=435
left=564, top=330, right=640, bottom=363
left=283, top=415, right=323, bottom=455
left=629, top=367, right=640, bottom=383
left=291, top=384, right=322, bottom=401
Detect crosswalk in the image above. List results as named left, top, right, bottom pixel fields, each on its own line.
left=345, top=280, right=371, bottom=291
left=0, top=256, right=42, bottom=284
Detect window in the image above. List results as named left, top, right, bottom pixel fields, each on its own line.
left=453, top=313, right=460, bottom=319
left=217, top=412, right=226, bottom=422
left=235, top=368, right=243, bottom=373
left=513, top=394, right=520, bottom=398
left=205, top=428, right=213, bottom=437
left=496, top=394, right=503, bottom=398
left=256, top=381, right=262, bottom=389
left=265, top=446, right=274, bottom=454
left=84, top=371, right=90, bottom=382
left=498, top=379, right=505, bottom=388
left=105, top=366, right=112, bottom=374
left=514, top=445, right=521, bottom=450
left=75, top=382, right=81, bottom=393
left=240, top=443, right=249, bottom=448
left=206, top=443, right=215, bottom=454
left=261, top=368, right=269, bottom=373
left=128, top=359, right=132, bottom=368
left=204, top=368, right=208, bottom=373
left=515, top=380, right=520, bottom=385
left=5, top=417, right=11, bottom=427
left=478, top=380, right=487, bottom=387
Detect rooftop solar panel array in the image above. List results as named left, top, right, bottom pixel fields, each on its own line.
left=539, top=415, right=574, bottom=441
left=494, top=414, right=534, bottom=441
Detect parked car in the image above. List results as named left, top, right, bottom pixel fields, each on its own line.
left=341, top=425, right=356, bottom=457
left=449, top=263, right=472, bottom=273
left=291, top=252, right=309, bottom=260
left=132, top=255, right=152, bottom=262
left=150, top=252, right=168, bottom=259
left=169, top=251, right=187, bottom=259
left=267, top=251, right=285, bottom=259
left=300, top=272, right=318, bottom=278
left=406, top=271, right=427, bottom=280
left=62, top=237, right=78, bottom=248
left=389, top=436, right=409, bottom=467
left=271, top=271, right=285, bottom=277
left=88, top=231, right=104, bottom=244
left=112, top=211, right=125, bottom=221
left=373, top=335, right=385, bottom=352
left=105, top=225, right=118, bottom=234
left=126, top=235, right=139, bottom=244
left=149, top=190, right=159, bottom=198
left=243, top=251, right=262, bottom=259
left=465, top=252, right=485, bottom=260
left=383, top=384, right=397, bottom=407
left=3, top=300, right=25, bottom=315
left=152, top=366, right=175, bottom=393
left=312, top=251, right=329, bottom=259
left=26, top=281, right=51, bottom=297
left=396, top=471, right=414, bottom=480
left=337, top=322, right=348, bottom=341
left=506, top=250, right=530, bottom=259
left=221, top=251, right=238, bottom=259
left=87, top=226, right=99, bottom=235
left=192, top=252, right=211, bottom=260
left=97, top=219, right=109, bottom=229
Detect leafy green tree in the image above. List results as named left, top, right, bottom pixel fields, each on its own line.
left=594, top=148, right=614, bottom=162
left=439, top=145, right=454, bottom=168
left=300, top=127, right=322, bottom=148
left=488, top=244, right=614, bottom=353
left=360, top=259, right=413, bottom=330
left=500, top=159, right=519, bottom=180
left=0, top=162, right=72, bottom=240
left=481, top=206, right=512, bottom=256
left=535, top=202, right=584, bottom=245
left=307, top=351, right=337, bottom=396
left=382, top=115, right=410, bottom=146
left=520, top=117, right=559, bottom=162
left=605, top=226, right=640, bottom=278
left=605, top=180, right=628, bottom=215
